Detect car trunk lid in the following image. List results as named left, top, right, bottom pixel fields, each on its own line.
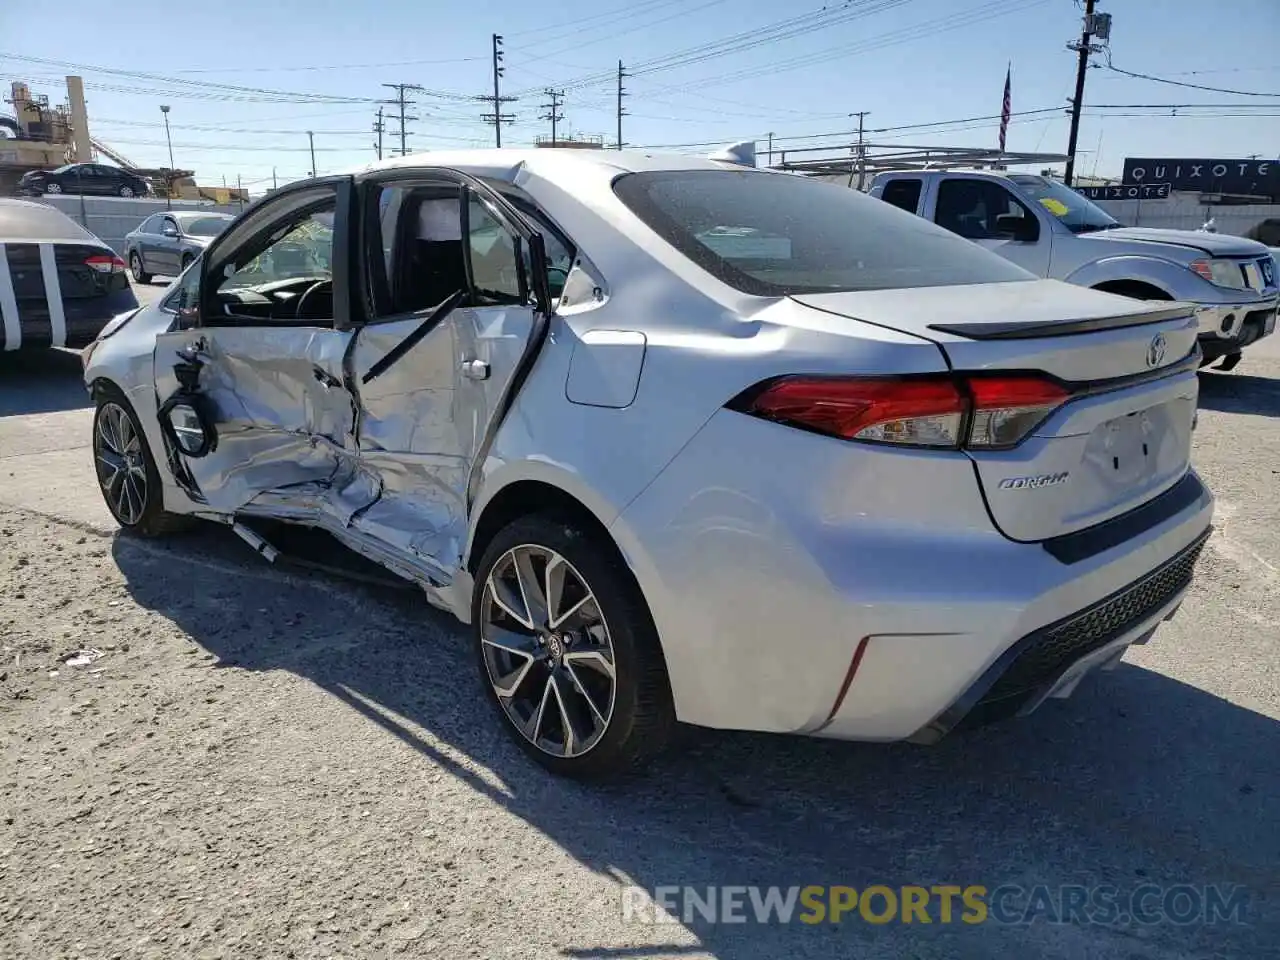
left=792, top=279, right=1200, bottom=542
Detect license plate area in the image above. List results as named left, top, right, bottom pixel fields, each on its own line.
left=1091, top=409, right=1158, bottom=484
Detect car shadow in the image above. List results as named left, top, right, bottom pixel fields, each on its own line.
left=0, top=349, right=90, bottom=417
left=1198, top=371, right=1280, bottom=417
left=110, top=530, right=1277, bottom=958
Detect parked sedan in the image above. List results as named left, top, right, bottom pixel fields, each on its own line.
left=18, top=163, right=151, bottom=199
left=81, top=149, right=1212, bottom=779
left=0, top=198, right=137, bottom=351
left=124, top=211, right=234, bottom=283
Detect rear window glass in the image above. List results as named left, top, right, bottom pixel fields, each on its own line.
left=612, top=170, right=1033, bottom=296
left=0, top=200, right=99, bottom=243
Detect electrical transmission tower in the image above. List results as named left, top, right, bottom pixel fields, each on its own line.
left=381, top=83, right=423, bottom=157
left=616, top=61, right=628, bottom=150
left=480, top=34, right=518, bottom=147
left=540, top=88, right=565, bottom=146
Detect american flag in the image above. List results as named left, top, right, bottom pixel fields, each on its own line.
left=998, top=64, right=1012, bottom=153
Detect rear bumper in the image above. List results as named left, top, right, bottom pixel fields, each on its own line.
left=612, top=408, right=1214, bottom=741
left=1, top=287, right=140, bottom=351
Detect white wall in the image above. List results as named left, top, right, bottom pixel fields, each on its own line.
left=30, top=195, right=246, bottom=254
left=1092, top=196, right=1278, bottom=241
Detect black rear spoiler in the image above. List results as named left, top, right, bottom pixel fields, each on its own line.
left=929, top=303, right=1195, bottom=340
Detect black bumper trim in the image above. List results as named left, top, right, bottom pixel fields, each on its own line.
left=911, top=527, right=1210, bottom=745
left=1041, top=471, right=1209, bottom=565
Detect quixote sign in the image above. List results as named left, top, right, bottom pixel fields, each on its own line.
left=1121, top=158, right=1279, bottom=200
left=1077, top=183, right=1171, bottom=200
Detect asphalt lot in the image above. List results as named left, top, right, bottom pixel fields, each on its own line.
left=0, top=281, right=1277, bottom=959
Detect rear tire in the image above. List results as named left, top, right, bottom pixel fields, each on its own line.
left=471, top=513, right=676, bottom=780
left=180, top=253, right=194, bottom=273
left=92, top=386, right=192, bottom=538
left=44, top=181, right=62, bottom=195
left=129, top=252, right=152, bottom=285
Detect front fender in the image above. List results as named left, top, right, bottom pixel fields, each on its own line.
left=1063, top=255, right=1213, bottom=301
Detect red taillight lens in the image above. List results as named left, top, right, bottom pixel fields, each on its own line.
left=966, top=376, right=1071, bottom=448
left=737, top=376, right=967, bottom=448
left=733, top=374, right=1070, bottom=450
left=85, top=254, right=126, bottom=274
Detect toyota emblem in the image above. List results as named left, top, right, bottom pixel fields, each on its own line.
left=1146, top=333, right=1167, bottom=368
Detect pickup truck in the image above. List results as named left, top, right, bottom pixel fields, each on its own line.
left=868, top=170, right=1278, bottom=371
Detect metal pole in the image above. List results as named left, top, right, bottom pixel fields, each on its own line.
left=493, top=35, right=504, bottom=148
left=272, top=167, right=277, bottom=191
left=1063, top=0, right=1096, bottom=187
left=160, top=104, right=174, bottom=210
left=237, top=174, right=243, bottom=211
left=308, top=131, right=316, bottom=177
left=849, top=111, right=870, bottom=190
left=616, top=61, right=626, bottom=150
left=766, top=132, right=773, bottom=168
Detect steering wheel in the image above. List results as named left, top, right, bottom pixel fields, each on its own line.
left=294, top=279, right=331, bottom=319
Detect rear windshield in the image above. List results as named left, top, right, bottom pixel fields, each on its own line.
left=612, top=169, right=1033, bottom=296
left=182, top=216, right=231, bottom=237
left=0, top=200, right=100, bottom=243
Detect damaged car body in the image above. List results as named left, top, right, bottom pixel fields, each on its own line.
left=83, top=150, right=1213, bottom=779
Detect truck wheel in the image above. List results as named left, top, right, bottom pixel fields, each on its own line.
left=1216, top=352, right=1242, bottom=372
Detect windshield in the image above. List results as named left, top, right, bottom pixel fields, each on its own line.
left=51, top=164, right=79, bottom=174
left=612, top=170, right=1033, bottom=296
left=182, top=216, right=231, bottom=238
left=1007, top=175, right=1120, bottom=234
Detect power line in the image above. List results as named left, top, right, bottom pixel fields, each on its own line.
left=1104, top=61, right=1280, bottom=97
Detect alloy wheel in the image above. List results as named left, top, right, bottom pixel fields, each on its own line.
left=94, top=402, right=148, bottom=525
left=130, top=254, right=144, bottom=282
left=45, top=182, right=62, bottom=194
left=120, top=186, right=135, bottom=198
left=479, top=544, right=617, bottom=758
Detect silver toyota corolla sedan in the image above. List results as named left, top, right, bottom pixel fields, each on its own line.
left=80, top=148, right=1213, bottom=779
left=123, top=211, right=235, bottom=284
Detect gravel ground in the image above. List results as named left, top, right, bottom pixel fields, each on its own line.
left=0, top=293, right=1277, bottom=959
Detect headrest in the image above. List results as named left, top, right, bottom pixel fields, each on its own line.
left=417, top=199, right=461, bottom=241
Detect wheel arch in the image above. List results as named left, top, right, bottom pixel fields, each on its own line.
left=1090, top=278, right=1174, bottom=301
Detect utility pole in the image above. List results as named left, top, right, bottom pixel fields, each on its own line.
left=272, top=167, right=277, bottom=191
left=766, top=131, right=774, bottom=168
left=307, top=131, right=315, bottom=177
left=480, top=34, right=517, bottom=147
left=540, top=88, right=565, bottom=146
left=616, top=61, right=628, bottom=150
left=850, top=111, right=870, bottom=190
left=382, top=83, right=423, bottom=156
left=373, top=107, right=385, bottom=160
left=1064, top=0, right=1100, bottom=187
left=159, top=104, right=174, bottom=209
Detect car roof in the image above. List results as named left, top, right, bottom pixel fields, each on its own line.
left=0, top=197, right=104, bottom=244
left=168, top=210, right=234, bottom=220
left=346, top=147, right=762, bottom=184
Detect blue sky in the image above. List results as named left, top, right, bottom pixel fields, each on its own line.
left=2, top=0, right=1277, bottom=192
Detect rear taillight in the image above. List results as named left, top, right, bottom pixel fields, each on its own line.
left=85, top=254, right=126, bottom=274
left=731, top=374, right=1071, bottom=450
left=966, top=376, right=1070, bottom=448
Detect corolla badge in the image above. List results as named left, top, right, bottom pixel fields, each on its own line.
left=999, top=472, right=1070, bottom=490
left=1146, top=333, right=1167, bottom=368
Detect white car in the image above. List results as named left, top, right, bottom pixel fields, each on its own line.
left=81, top=149, right=1212, bottom=778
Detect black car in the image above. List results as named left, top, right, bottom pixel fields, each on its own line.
left=17, top=163, right=150, bottom=199
left=0, top=199, right=139, bottom=351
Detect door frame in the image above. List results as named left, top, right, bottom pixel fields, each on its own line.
left=350, top=166, right=554, bottom=511
left=197, top=174, right=359, bottom=329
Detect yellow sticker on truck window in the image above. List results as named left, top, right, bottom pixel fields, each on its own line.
left=1039, top=198, right=1070, bottom=216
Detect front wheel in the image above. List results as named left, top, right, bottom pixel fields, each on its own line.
left=118, top=185, right=135, bottom=198
left=472, top=514, right=675, bottom=779
left=180, top=253, right=194, bottom=273
left=92, top=389, right=191, bottom=537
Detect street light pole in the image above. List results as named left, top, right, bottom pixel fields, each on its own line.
left=159, top=104, right=175, bottom=208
